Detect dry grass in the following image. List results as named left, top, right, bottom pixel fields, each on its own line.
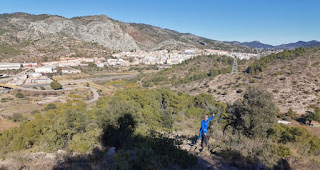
left=0, top=119, right=19, bottom=131
left=0, top=93, right=40, bottom=118
left=169, top=50, right=320, bottom=115
left=172, top=73, right=248, bottom=104
left=259, top=52, right=320, bottom=114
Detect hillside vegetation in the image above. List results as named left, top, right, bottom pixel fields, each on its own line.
left=0, top=87, right=319, bottom=169
left=140, top=55, right=246, bottom=87
left=0, top=88, right=224, bottom=169
left=249, top=47, right=320, bottom=113
left=246, top=47, right=306, bottom=75
left=145, top=47, right=320, bottom=114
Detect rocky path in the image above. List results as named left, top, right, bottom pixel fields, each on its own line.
left=177, top=136, right=238, bottom=170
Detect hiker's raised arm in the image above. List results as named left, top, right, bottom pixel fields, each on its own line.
left=208, top=113, right=215, bottom=122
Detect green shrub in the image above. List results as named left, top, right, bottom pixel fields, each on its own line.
left=15, top=92, right=25, bottom=98
left=249, top=79, right=257, bottom=83
left=276, top=145, right=291, bottom=158
left=31, top=110, right=40, bottom=115
left=1, top=97, right=13, bottom=103
left=9, top=113, right=26, bottom=122
left=270, top=124, right=320, bottom=153
left=44, top=103, right=57, bottom=111
left=227, top=86, right=277, bottom=138
left=285, top=108, right=298, bottom=120
left=305, top=107, right=320, bottom=122
left=51, top=81, right=62, bottom=90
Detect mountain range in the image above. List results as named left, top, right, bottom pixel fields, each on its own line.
left=226, top=40, right=320, bottom=50
left=0, top=12, right=319, bottom=63
left=0, top=12, right=252, bottom=62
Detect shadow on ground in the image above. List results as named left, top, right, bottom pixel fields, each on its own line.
left=53, top=114, right=292, bottom=170
left=53, top=114, right=198, bottom=170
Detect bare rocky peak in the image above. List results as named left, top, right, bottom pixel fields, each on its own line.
left=4, top=13, right=138, bottom=51
left=0, top=12, right=253, bottom=54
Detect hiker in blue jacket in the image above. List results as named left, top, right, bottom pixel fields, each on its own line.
left=198, top=113, right=215, bottom=152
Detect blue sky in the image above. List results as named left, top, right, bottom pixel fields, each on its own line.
left=1, top=0, right=319, bottom=45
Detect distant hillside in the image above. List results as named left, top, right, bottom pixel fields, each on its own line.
left=276, top=40, right=320, bottom=49
left=227, top=41, right=274, bottom=49
left=0, top=12, right=252, bottom=62
left=140, top=54, right=244, bottom=87
left=141, top=47, right=320, bottom=114
left=226, top=40, right=320, bottom=50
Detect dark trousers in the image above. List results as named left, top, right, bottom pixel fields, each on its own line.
left=201, top=133, right=208, bottom=148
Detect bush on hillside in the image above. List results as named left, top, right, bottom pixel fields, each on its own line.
left=15, top=92, right=25, bottom=98
left=31, top=110, right=40, bottom=115
left=270, top=124, right=320, bottom=153
left=9, top=113, right=26, bottom=122
left=285, top=108, right=299, bottom=120
left=44, top=103, right=57, bottom=111
left=51, top=81, right=62, bottom=90
left=305, top=107, right=320, bottom=122
left=227, top=86, right=277, bottom=138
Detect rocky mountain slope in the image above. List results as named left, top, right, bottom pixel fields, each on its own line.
left=0, top=12, right=252, bottom=62
left=226, top=40, right=320, bottom=50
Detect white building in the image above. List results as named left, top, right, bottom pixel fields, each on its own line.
left=277, top=120, right=291, bottom=125
left=97, top=63, right=105, bottom=68
left=58, top=60, right=81, bottom=67
left=0, top=63, right=21, bottom=70
left=106, top=59, right=125, bottom=66
left=35, top=65, right=57, bottom=74
left=166, top=58, right=183, bottom=65
left=81, top=58, right=95, bottom=63
left=26, top=76, right=53, bottom=84
left=61, top=67, right=81, bottom=74
left=22, top=63, right=38, bottom=68
left=184, top=49, right=196, bottom=54
left=29, top=73, right=42, bottom=78
left=42, top=61, right=59, bottom=66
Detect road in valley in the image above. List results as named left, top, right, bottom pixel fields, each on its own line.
left=17, top=73, right=137, bottom=104
left=20, top=73, right=136, bottom=88
left=0, top=68, right=33, bottom=83
left=86, top=87, right=99, bottom=104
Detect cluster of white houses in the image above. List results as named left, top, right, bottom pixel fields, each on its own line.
left=0, top=48, right=261, bottom=72
left=0, top=48, right=264, bottom=86
left=111, top=49, right=260, bottom=66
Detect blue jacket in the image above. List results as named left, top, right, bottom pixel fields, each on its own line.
left=198, top=115, right=214, bottom=139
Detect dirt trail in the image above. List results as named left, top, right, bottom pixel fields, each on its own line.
left=178, top=136, right=238, bottom=170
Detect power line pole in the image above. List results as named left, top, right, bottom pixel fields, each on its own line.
left=231, top=56, right=238, bottom=74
